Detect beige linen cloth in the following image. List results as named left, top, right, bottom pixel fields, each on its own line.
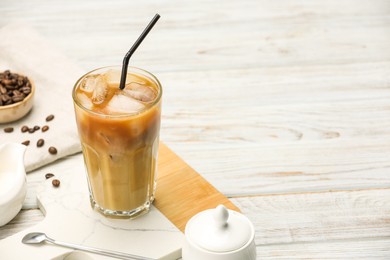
left=0, top=24, right=85, bottom=172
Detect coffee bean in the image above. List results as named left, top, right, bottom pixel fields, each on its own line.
left=20, top=87, right=31, bottom=95
left=4, top=84, right=15, bottom=90
left=0, top=86, right=7, bottom=94
left=21, top=125, right=29, bottom=132
left=22, top=140, right=30, bottom=146
left=28, top=128, right=35, bottom=133
left=1, top=94, right=10, bottom=102
left=33, top=125, right=40, bottom=131
left=2, top=79, right=13, bottom=86
left=12, top=95, right=24, bottom=103
left=45, top=173, right=54, bottom=179
left=52, top=179, right=60, bottom=187
left=12, top=90, right=22, bottom=96
left=4, top=127, right=13, bottom=133
left=37, top=139, right=45, bottom=147
left=17, top=79, right=24, bottom=87
left=46, top=114, right=55, bottom=121
left=42, top=125, right=49, bottom=132
left=48, top=146, right=57, bottom=155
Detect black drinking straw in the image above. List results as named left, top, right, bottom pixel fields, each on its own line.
left=119, top=14, right=161, bottom=90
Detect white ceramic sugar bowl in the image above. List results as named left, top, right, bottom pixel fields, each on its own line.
left=183, top=205, right=256, bottom=260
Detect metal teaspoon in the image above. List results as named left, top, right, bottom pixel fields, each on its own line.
left=22, top=232, right=155, bottom=260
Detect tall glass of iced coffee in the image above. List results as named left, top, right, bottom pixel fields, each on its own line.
left=72, top=66, right=162, bottom=218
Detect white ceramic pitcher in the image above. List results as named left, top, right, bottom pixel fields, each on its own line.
left=0, top=143, right=27, bottom=226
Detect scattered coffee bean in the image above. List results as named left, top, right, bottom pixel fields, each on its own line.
left=48, top=146, right=57, bottom=155
left=21, top=125, right=29, bottom=133
left=33, top=125, right=40, bottom=131
left=37, top=139, right=45, bottom=147
left=45, top=173, right=54, bottom=179
left=4, top=127, right=13, bottom=133
left=0, top=70, right=32, bottom=106
left=46, top=114, right=54, bottom=122
left=28, top=128, right=35, bottom=133
left=52, top=179, right=60, bottom=187
left=42, top=125, right=49, bottom=132
left=21, top=140, right=30, bottom=146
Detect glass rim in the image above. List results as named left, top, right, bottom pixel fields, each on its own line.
left=72, top=65, right=162, bottom=118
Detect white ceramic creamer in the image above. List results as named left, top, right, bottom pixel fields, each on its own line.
left=0, top=143, right=27, bottom=226
left=183, top=205, right=256, bottom=260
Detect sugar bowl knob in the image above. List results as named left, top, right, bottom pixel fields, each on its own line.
left=214, top=204, right=229, bottom=228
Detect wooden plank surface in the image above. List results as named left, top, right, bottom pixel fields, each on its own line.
left=159, top=63, right=390, bottom=196
left=232, top=188, right=390, bottom=244
left=232, top=188, right=390, bottom=258
left=256, top=238, right=390, bottom=259
left=0, top=209, right=43, bottom=240
left=1, top=0, right=390, bottom=258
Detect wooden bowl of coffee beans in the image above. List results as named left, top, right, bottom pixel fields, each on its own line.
left=0, top=70, right=35, bottom=123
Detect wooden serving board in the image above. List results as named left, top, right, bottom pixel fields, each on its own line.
left=155, top=143, right=240, bottom=232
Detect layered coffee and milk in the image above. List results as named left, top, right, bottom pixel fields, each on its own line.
left=73, top=67, right=161, bottom=217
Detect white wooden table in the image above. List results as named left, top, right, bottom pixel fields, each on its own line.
left=1, top=0, right=390, bottom=258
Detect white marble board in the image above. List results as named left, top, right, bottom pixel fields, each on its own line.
left=0, top=153, right=184, bottom=259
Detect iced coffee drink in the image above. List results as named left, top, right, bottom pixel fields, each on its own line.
left=72, top=66, right=161, bottom=218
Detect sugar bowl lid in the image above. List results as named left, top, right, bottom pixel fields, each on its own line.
left=185, top=205, right=254, bottom=252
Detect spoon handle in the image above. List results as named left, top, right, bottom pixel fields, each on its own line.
left=46, top=237, right=155, bottom=260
